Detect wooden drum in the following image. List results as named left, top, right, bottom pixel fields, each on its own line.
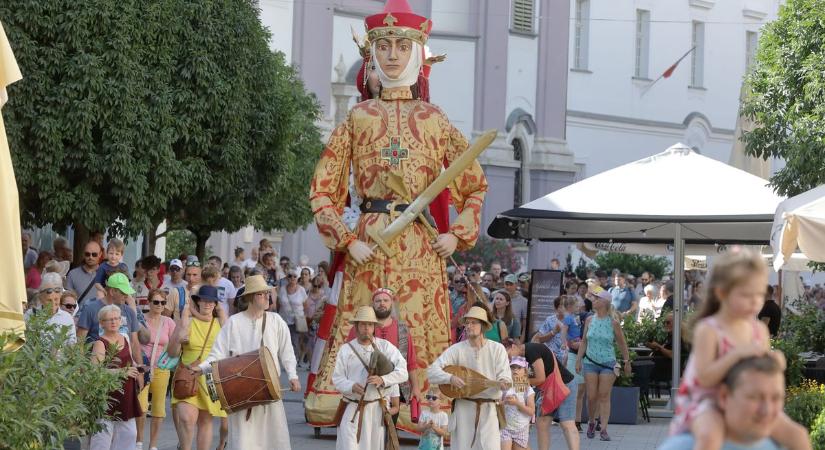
left=207, top=347, right=281, bottom=414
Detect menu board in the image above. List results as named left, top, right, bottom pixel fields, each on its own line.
left=526, top=269, right=563, bottom=339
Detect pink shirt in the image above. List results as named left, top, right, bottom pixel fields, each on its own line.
left=141, top=315, right=176, bottom=368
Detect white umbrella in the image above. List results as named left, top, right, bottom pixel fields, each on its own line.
left=489, top=144, right=785, bottom=396
left=771, top=184, right=825, bottom=271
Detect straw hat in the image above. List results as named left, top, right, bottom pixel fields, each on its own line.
left=242, top=275, right=271, bottom=297
left=349, top=305, right=379, bottom=324
left=588, top=284, right=612, bottom=301
left=461, top=306, right=492, bottom=332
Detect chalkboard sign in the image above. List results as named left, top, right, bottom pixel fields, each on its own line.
left=526, top=270, right=564, bottom=338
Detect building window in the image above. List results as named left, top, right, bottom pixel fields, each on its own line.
left=746, top=31, right=758, bottom=70
left=511, top=0, right=535, bottom=34
left=513, top=139, right=523, bottom=208
left=691, top=21, right=705, bottom=87
left=635, top=9, right=651, bottom=78
left=573, top=0, right=590, bottom=70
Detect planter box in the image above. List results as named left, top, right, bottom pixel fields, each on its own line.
left=581, top=386, right=640, bottom=425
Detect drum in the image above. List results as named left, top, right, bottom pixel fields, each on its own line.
left=207, top=347, right=281, bottom=414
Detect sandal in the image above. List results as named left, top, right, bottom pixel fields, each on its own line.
left=586, top=421, right=596, bottom=439
left=600, top=429, right=611, bottom=441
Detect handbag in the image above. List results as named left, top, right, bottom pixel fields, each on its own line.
left=173, top=318, right=215, bottom=399
left=156, top=350, right=180, bottom=371
left=539, top=353, right=571, bottom=415
left=285, top=290, right=309, bottom=333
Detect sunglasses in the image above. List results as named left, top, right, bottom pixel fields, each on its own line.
left=169, top=266, right=181, bottom=272
left=152, top=300, right=167, bottom=306
left=186, top=260, right=201, bottom=267
left=287, top=274, right=296, bottom=279
left=425, top=395, right=438, bottom=401
left=84, top=252, right=98, bottom=257
left=40, top=288, right=63, bottom=294
left=61, top=303, right=77, bottom=310
left=454, top=280, right=466, bottom=285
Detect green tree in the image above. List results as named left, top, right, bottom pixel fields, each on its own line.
left=741, top=0, right=825, bottom=197
left=592, top=253, right=671, bottom=279
left=0, top=316, right=121, bottom=449
left=2, top=0, right=321, bottom=260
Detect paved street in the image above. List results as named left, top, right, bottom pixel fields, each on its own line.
left=144, top=371, right=670, bottom=450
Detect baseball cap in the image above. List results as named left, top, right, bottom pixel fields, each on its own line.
left=504, top=274, right=517, bottom=284
left=169, top=259, right=183, bottom=269
left=106, top=272, right=136, bottom=295
left=510, top=356, right=528, bottom=368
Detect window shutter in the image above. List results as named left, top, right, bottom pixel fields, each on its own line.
left=512, top=0, right=535, bottom=34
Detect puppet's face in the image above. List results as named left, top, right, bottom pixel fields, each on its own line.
left=374, top=37, right=413, bottom=79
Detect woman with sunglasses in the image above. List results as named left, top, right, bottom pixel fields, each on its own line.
left=60, top=290, right=79, bottom=318
left=26, top=272, right=76, bottom=345
left=278, top=268, right=308, bottom=364
left=136, top=289, right=176, bottom=450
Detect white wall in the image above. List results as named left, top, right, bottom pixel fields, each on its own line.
left=566, top=0, right=780, bottom=176
left=260, top=0, right=294, bottom=60
left=430, top=0, right=473, bottom=35
left=506, top=34, right=539, bottom=121
left=427, top=37, right=476, bottom=137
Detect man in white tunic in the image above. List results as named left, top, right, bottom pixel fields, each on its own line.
left=427, top=306, right=512, bottom=450
left=194, top=275, right=301, bottom=450
left=333, top=306, right=408, bottom=450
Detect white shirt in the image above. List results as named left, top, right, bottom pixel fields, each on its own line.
left=215, top=277, right=237, bottom=311
left=278, top=285, right=307, bottom=326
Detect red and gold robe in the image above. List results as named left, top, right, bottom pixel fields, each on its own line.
left=305, top=87, right=487, bottom=428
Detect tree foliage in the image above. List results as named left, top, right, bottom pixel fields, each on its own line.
left=453, top=236, right=521, bottom=273
left=0, top=316, right=121, bottom=449
left=1, top=0, right=322, bottom=258
left=592, top=252, right=671, bottom=279
left=741, top=0, right=825, bottom=197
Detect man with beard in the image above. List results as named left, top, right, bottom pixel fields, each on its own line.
left=334, top=306, right=408, bottom=450
left=428, top=306, right=511, bottom=450
left=347, top=287, right=422, bottom=420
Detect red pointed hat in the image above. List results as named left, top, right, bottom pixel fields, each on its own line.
left=365, top=0, right=432, bottom=45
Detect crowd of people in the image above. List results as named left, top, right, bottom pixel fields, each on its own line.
left=20, top=232, right=811, bottom=450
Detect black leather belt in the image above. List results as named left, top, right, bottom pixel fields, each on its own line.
left=360, top=199, right=409, bottom=214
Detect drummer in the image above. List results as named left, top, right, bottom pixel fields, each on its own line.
left=427, top=306, right=512, bottom=450
left=332, top=305, right=408, bottom=450
left=193, top=275, right=300, bottom=450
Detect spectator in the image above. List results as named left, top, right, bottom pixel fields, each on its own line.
left=52, top=236, right=72, bottom=263
left=481, top=272, right=496, bottom=291
left=22, top=231, right=38, bottom=270
left=26, top=273, right=76, bottom=345
left=658, top=356, right=804, bottom=450
left=93, top=238, right=129, bottom=287
left=576, top=285, right=631, bottom=441
left=243, top=247, right=259, bottom=271
left=533, top=296, right=568, bottom=363
left=594, top=270, right=609, bottom=289
left=758, top=285, right=782, bottom=337
left=135, top=289, right=176, bottom=450
left=638, top=284, right=659, bottom=322
left=66, top=241, right=102, bottom=306
left=133, top=255, right=162, bottom=314
left=489, top=261, right=503, bottom=281
left=562, top=296, right=587, bottom=432
left=25, top=250, right=53, bottom=294
left=609, top=273, right=637, bottom=319
left=449, top=273, right=467, bottom=315
left=206, top=256, right=237, bottom=311
left=505, top=339, right=578, bottom=450
left=647, top=312, right=689, bottom=382
left=504, top=274, right=528, bottom=341
left=77, top=273, right=142, bottom=365
left=298, top=266, right=313, bottom=292
left=500, top=356, right=535, bottom=450
left=183, top=259, right=202, bottom=291
left=232, top=247, right=246, bottom=269
left=661, top=281, right=675, bottom=312
left=59, top=290, right=79, bottom=321
left=90, top=305, right=142, bottom=450
left=688, top=280, right=705, bottom=311
left=167, top=286, right=228, bottom=450
left=416, top=390, right=448, bottom=450
left=278, top=268, right=308, bottom=360
left=492, top=290, right=520, bottom=342
left=162, top=258, right=187, bottom=291
left=306, top=274, right=328, bottom=364
left=550, top=258, right=561, bottom=271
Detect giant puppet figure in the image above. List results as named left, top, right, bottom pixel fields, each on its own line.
left=305, top=0, right=488, bottom=431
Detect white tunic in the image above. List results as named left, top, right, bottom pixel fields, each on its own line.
left=200, top=311, right=298, bottom=450
left=332, top=337, right=408, bottom=450
left=427, top=339, right=512, bottom=450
